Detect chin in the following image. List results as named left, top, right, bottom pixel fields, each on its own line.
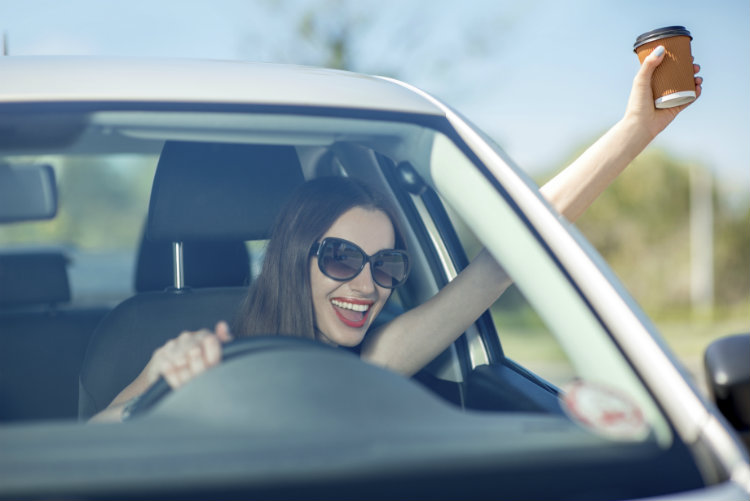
left=318, top=322, right=368, bottom=348
left=320, top=310, right=376, bottom=348
left=330, top=329, right=366, bottom=348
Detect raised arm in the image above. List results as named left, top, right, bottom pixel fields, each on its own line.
left=362, top=47, right=702, bottom=376
left=542, top=46, right=702, bottom=221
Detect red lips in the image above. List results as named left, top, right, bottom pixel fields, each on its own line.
left=330, top=298, right=372, bottom=329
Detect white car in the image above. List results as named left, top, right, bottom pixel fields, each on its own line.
left=0, top=56, right=748, bottom=500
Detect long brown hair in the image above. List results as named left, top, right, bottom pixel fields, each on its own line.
left=233, top=176, right=406, bottom=340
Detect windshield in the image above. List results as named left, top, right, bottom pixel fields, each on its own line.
left=0, top=104, right=708, bottom=500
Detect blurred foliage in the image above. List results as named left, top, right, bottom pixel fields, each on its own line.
left=0, top=155, right=158, bottom=250
left=297, top=0, right=355, bottom=70
left=450, top=143, right=749, bottom=328
left=544, top=147, right=750, bottom=318
left=714, top=200, right=750, bottom=307
left=245, top=0, right=515, bottom=84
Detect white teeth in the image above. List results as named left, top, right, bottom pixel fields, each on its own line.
left=331, top=299, right=370, bottom=312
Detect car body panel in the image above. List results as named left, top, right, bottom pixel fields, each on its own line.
left=0, top=57, right=442, bottom=115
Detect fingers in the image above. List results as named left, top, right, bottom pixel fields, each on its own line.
left=646, top=45, right=666, bottom=63
left=645, top=45, right=666, bottom=66
left=152, top=327, right=226, bottom=389
left=692, top=62, right=702, bottom=99
left=694, top=76, right=703, bottom=99
left=215, top=321, right=234, bottom=343
left=631, top=45, right=664, bottom=98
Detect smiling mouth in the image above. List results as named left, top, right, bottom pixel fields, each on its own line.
left=331, top=298, right=372, bottom=328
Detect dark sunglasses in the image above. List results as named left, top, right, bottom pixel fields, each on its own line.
left=310, top=237, right=410, bottom=289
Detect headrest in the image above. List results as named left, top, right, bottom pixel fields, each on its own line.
left=134, top=237, right=251, bottom=292
left=146, top=141, right=305, bottom=242
left=0, top=251, right=70, bottom=307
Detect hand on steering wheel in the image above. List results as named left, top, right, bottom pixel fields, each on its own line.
left=145, top=321, right=233, bottom=390
left=123, top=335, right=331, bottom=420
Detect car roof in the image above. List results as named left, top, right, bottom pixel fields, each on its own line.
left=0, top=56, right=444, bottom=115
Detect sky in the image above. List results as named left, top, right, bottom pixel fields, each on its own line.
left=1, top=0, right=748, bottom=202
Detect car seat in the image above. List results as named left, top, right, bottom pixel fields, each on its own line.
left=78, top=141, right=305, bottom=419
left=0, top=251, right=108, bottom=420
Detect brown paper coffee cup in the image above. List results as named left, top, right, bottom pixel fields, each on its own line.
left=634, top=26, right=696, bottom=108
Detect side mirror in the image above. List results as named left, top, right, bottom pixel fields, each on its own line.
left=0, top=164, right=57, bottom=223
left=704, top=333, right=750, bottom=450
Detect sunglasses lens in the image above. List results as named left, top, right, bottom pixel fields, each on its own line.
left=372, top=251, right=409, bottom=288
left=316, top=238, right=409, bottom=289
left=319, top=240, right=364, bottom=280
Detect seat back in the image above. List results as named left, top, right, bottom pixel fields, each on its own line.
left=0, top=251, right=70, bottom=308
left=0, top=251, right=108, bottom=421
left=77, top=287, right=247, bottom=418
left=78, top=141, right=305, bottom=419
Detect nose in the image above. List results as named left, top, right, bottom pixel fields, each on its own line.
left=348, top=262, right=377, bottom=295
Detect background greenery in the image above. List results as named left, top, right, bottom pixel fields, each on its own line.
left=510, top=147, right=749, bottom=390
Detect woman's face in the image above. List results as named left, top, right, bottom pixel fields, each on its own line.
left=310, top=207, right=395, bottom=347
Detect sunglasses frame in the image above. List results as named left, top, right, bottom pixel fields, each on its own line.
left=310, top=237, right=410, bottom=289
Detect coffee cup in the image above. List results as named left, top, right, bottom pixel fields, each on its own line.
left=634, top=26, right=696, bottom=109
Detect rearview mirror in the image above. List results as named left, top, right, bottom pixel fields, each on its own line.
left=0, top=164, right=58, bottom=223
left=704, top=333, right=750, bottom=450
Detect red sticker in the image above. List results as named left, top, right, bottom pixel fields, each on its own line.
left=562, top=381, right=650, bottom=441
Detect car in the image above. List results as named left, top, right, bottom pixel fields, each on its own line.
left=0, top=56, right=748, bottom=500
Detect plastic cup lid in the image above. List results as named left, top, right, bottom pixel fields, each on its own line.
left=633, top=26, right=692, bottom=51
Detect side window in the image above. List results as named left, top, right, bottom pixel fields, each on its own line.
left=444, top=199, right=576, bottom=387
left=245, top=240, right=269, bottom=281
left=428, top=132, right=673, bottom=445
left=0, top=154, right=158, bottom=306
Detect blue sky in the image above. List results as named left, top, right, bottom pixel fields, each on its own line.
left=2, top=0, right=748, bottom=201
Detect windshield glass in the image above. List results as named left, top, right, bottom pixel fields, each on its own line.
left=0, top=106, right=670, bottom=438
left=0, top=103, right=712, bottom=500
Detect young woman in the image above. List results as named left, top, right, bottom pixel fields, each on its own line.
left=94, top=46, right=702, bottom=422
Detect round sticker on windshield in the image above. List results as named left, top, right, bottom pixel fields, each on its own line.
left=562, top=381, right=650, bottom=441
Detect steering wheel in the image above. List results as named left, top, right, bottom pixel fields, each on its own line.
left=123, top=336, right=336, bottom=420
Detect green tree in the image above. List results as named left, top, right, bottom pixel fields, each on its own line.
left=714, top=202, right=750, bottom=307
left=544, top=147, right=749, bottom=317
left=241, top=0, right=520, bottom=79
left=575, top=149, right=690, bottom=311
